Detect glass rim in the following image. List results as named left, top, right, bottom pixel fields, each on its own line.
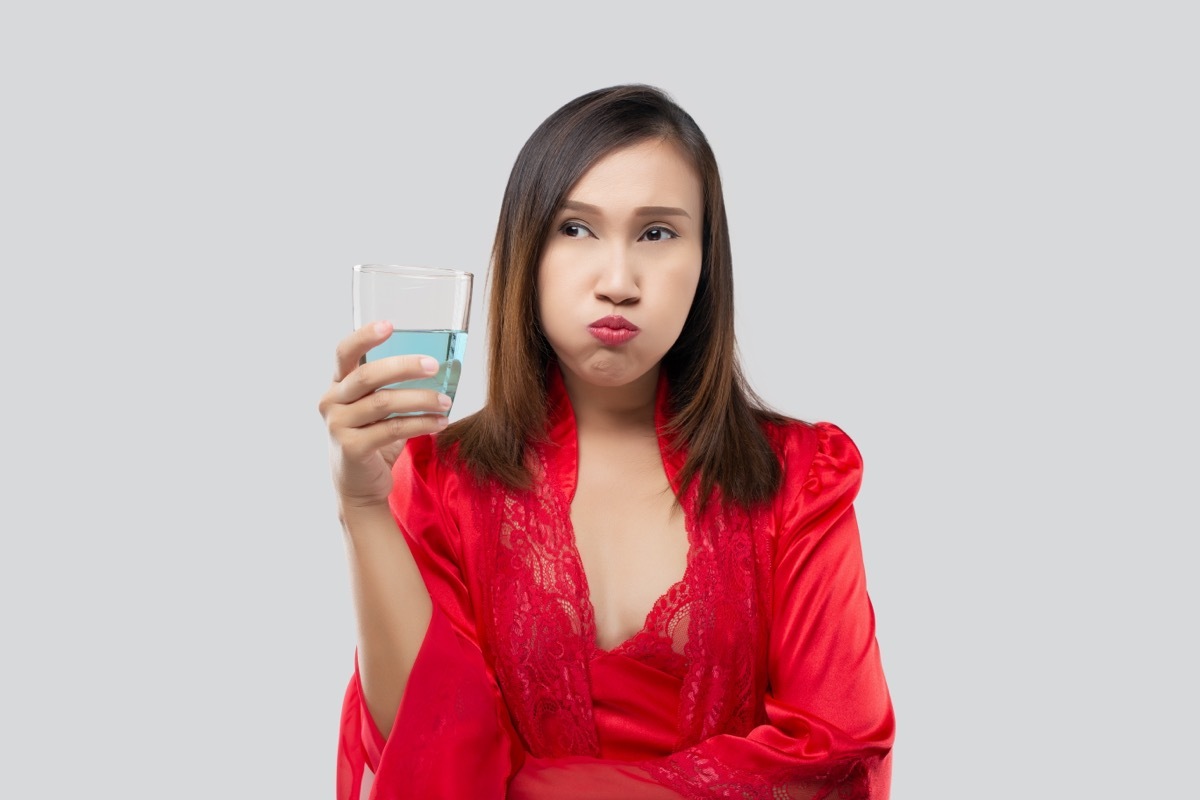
left=354, top=263, right=473, bottom=280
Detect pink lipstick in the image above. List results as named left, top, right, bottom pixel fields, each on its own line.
left=588, top=315, right=640, bottom=345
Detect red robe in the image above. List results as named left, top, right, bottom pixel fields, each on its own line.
left=337, top=369, right=895, bottom=798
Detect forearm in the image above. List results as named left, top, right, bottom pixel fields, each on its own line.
left=508, top=744, right=885, bottom=800
left=340, top=501, right=433, bottom=739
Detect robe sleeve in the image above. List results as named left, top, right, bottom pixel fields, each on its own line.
left=508, top=422, right=895, bottom=799
left=336, top=435, right=522, bottom=800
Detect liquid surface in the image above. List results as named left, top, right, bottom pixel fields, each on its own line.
left=365, top=329, right=467, bottom=404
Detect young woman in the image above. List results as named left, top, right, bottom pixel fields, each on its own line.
left=319, top=84, right=895, bottom=799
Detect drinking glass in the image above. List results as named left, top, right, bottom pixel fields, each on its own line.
left=352, top=264, right=473, bottom=407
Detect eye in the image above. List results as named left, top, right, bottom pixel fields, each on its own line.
left=640, top=226, right=678, bottom=242
left=559, top=221, right=593, bottom=239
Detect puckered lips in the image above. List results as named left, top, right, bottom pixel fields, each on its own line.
left=587, top=315, right=640, bottom=345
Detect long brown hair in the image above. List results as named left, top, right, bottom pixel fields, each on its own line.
left=440, top=84, right=786, bottom=506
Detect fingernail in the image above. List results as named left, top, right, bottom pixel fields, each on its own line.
left=437, top=393, right=452, bottom=409
left=374, top=321, right=390, bottom=336
left=420, top=357, right=438, bottom=374
left=434, top=415, right=450, bottom=428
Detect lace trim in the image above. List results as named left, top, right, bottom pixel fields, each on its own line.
left=676, top=487, right=772, bottom=747
left=483, top=448, right=600, bottom=757
left=610, top=579, right=691, bottom=676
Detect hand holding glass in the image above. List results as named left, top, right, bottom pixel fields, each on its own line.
left=352, top=264, right=473, bottom=413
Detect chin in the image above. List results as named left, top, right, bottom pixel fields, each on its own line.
left=564, top=351, right=660, bottom=389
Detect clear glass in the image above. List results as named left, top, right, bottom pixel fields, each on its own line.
left=352, top=264, right=474, bottom=405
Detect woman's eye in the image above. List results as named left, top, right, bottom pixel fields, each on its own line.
left=641, top=227, right=677, bottom=242
left=560, top=222, right=592, bottom=239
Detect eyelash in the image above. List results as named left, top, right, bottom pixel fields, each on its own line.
left=559, top=222, right=593, bottom=239
left=557, top=221, right=679, bottom=241
left=641, top=226, right=678, bottom=242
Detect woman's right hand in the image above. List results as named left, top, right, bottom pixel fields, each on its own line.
left=318, top=320, right=452, bottom=510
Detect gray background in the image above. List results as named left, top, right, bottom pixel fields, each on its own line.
left=2, top=2, right=1196, bottom=797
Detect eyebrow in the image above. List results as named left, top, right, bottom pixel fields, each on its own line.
left=561, top=200, right=692, bottom=219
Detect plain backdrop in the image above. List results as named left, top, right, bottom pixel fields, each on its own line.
left=2, top=2, right=1196, bottom=797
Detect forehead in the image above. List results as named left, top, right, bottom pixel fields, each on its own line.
left=564, top=138, right=702, bottom=213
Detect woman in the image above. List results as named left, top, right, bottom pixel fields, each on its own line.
left=320, top=84, right=895, bottom=799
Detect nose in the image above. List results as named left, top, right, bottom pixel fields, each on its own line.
left=594, top=244, right=639, bottom=306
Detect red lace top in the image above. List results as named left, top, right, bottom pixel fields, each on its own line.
left=336, top=369, right=895, bottom=798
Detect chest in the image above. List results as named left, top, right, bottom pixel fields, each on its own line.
left=569, top=436, right=689, bottom=652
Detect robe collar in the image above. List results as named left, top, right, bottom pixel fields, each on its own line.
left=541, top=362, right=687, bottom=504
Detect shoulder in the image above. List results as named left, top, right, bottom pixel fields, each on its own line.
left=762, top=418, right=863, bottom=480
left=760, top=418, right=864, bottom=524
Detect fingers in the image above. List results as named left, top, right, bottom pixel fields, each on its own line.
left=320, top=321, right=454, bottom=439
left=322, top=382, right=451, bottom=462
left=333, top=321, right=392, bottom=383
left=335, top=386, right=452, bottom=430
left=337, top=411, right=450, bottom=461
left=328, top=349, right=444, bottom=410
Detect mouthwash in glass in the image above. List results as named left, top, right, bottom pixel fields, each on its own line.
left=365, top=329, right=467, bottom=408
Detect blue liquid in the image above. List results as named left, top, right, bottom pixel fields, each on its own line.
left=365, top=329, right=467, bottom=402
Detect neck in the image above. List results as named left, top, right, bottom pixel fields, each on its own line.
left=559, top=363, right=660, bottom=432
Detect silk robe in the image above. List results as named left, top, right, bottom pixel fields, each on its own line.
left=337, top=369, right=894, bottom=798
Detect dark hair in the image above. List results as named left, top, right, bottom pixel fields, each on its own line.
left=440, top=83, right=785, bottom=506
